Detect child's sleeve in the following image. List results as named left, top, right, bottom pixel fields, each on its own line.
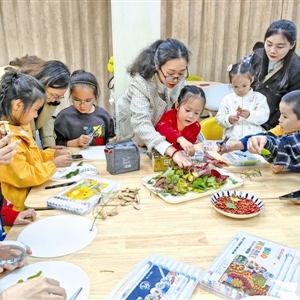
left=1, top=199, right=19, bottom=226
left=245, top=93, right=270, bottom=125
left=40, top=148, right=55, bottom=161
left=155, top=110, right=182, bottom=145
left=215, top=97, right=234, bottom=128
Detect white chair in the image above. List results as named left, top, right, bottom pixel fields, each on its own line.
left=202, top=84, right=232, bottom=117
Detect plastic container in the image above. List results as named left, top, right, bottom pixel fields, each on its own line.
left=106, top=253, right=202, bottom=299
left=200, top=231, right=300, bottom=299
left=223, top=151, right=260, bottom=166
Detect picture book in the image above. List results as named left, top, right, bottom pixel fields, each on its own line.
left=47, top=176, right=120, bottom=214
left=200, top=231, right=300, bottom=299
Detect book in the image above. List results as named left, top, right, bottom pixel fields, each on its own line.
left=200, top=231, right=300, bottom=299
left=106, top=253, right=202, bottom=300
left=47, top=176, right=120, bottom=215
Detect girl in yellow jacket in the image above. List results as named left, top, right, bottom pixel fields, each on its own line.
left=0, top=72, right=73, bottom=227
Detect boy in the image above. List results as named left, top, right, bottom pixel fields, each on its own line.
left=218, top=90, right=300, bottom=173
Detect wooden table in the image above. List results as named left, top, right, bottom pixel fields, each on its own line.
left=4, top=146, right=300, bottom=299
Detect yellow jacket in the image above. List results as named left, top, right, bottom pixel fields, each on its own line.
left=0, top=125, right=56, bottom=211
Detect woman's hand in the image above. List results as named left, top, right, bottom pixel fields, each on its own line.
left=0, top=134, right=20, bottom=165
left=0, top=242, right=32, bottom=273
left=177, top=137, right=195, bottom=156
left=14, top=209, right=37, bottom=225
left=0, top=276, right=67, bottom=300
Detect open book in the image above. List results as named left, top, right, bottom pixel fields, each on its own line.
left=47, top=176, right=120, bottom=214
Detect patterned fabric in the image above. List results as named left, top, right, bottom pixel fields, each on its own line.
left=155, top=108, right=200, bottom=150
left=116, top=74, right=185, bottom=151
left=215, top=89, right=269, bottom=141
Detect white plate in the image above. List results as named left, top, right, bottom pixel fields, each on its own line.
left=50, top=162, right=98, bottom=182
left=79, top=146, right=106, bottom=160
left=0, top=261, right=90, bottom=299
left=142, top=169, right=243, bottom=204
left=210, top=190, right=264, bottom=219
left=17, top=215, right=97, bottom=257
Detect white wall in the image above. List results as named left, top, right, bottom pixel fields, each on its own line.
left=111, top=0, right=161, bottom=104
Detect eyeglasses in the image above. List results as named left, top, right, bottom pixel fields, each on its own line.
left=47, top=91, right=64, bottom=101
left=159, top=67, right=189, bottom=83
left=72, top=99, right=94, bottom=106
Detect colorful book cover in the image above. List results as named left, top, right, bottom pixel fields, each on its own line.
left=200, top=231, right=300, bottom=299
left=47, top=176, right=119, bottom=214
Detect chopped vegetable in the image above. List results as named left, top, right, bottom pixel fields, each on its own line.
left=261, top=148, right=271, bottom=156
left=77, top=161, right=84, bottom=167
left=62, top=168, right=80, bottom=179
left=17, top=270, right=42, bottom=284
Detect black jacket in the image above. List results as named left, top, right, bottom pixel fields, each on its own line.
left=250, top=48, right=300, bottom=130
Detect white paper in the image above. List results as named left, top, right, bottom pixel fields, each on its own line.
left=17, top=215, right=97, bottom=258
left=79, top=146, right=106, bottom=160
left=50, top=162, right=97, bottom=182
left=0, top=261, right=90, bottom=299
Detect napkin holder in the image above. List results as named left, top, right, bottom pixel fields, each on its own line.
left=104, top=139, right=140, bottom=175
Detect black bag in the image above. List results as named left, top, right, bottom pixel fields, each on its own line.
left=104, top=140, right=140, bottom=175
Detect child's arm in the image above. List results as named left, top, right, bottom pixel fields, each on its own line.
left=217, top=141, right=245, bottom=155
left=215, top=97, right=239, bottom=128
left=177, top=136, right=195, bottom=156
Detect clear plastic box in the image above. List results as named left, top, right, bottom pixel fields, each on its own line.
left=200, top=231, right=300, bottom=299
left=106, top=253, right=202, bottom=299
left=223, top=151, right=261, bottom=166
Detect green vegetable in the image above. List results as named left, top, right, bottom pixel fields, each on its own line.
left=63, top=168, right=80, bottom=179
left=261, top=148, right=271, bottom=156
left=226, top=203, right=236, bottom=209
left=17, top=270, right=42, bottom=284
left=77, top=161, right=84, bottom=167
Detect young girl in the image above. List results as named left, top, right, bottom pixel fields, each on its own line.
left=216, top=62, right=270, bottom=141
left=0, top=72, right=72, bottom=227
left=116, top=38, right=192, bottom=168
left=155, top=85, right=206, bottom=156
left=54, top=70, right=115, bottom=147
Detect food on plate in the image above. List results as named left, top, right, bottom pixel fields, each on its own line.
left=214, top=195, right=260, bottom=215
left=17, top=270, right=42, bottom=284
left=148, top=164, right=229, bottom=196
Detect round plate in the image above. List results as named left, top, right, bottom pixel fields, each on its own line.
left=50, top=162, right=97, bottom=182
left=0, top=261, right=90, bottom=299
left=210, top=190, right=264, bottom=219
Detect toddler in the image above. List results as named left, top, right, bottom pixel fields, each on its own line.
left=216, top=62, right=270, bottom=141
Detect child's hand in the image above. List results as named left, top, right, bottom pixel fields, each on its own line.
left=53, top=154, right=73, bottom=168
left=239, top=108, right=250, bottom=119
left=247, top=136, right=267, bottom=154
left=271, top=164, right=284, bottom=174
left=14, top=208, right=37, bottom=225
left=77, top=135, right=92, bottom=147
left=177, top=137, right=195, bottom=156
left=54, top=149, right=72, bottom=157
left=172, top=151, right=192, bottom=168
left=217, top=143, right=228, bottom=155
left=217, top=141, right=245, bottom=155
left=229, top=115, right=239, bottom=124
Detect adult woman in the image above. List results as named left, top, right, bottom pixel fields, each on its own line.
left=250, top=19, right=300, bottom=130
left=116, top=38, right=192, bottom=168
left=2, top=55, right=70, bottom=148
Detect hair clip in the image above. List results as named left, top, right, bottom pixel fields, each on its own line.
left=227, top=64, right=233, bottom=72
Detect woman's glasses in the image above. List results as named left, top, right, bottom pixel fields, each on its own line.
left=159, top=67, right=189, bottom=83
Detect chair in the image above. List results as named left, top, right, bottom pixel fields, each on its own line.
left=186, top=74, right=203, bottom=81
left=202, top=84, right=232, bottom=117
left=200, top=117, right=224, bottom=140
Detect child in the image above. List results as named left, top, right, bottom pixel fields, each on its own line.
left=0, top=72, right=73, bottom=227
left=218, top=90, right=300, bottom=173
left=155, top=85, right=206, bottom=156
left=216, top=62, right=270, bottom=141
left=54, top=70, right=115, bottom=147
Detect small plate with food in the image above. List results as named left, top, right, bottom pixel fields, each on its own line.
left=210, top=190, right=264, bottom=219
